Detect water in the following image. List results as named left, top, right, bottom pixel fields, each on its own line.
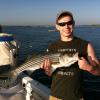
left=3, top=25, right=100, bottom=61
left=3, top=26, right=59, bottom=62
left=2, top=25, right=100, bottom=97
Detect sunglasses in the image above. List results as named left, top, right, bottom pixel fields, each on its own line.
left=57, top=21, right=74, bottom=26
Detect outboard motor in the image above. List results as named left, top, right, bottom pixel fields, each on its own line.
left=0, top=33, right=19, bottom=68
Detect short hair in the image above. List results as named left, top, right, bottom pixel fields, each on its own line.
left=56, top=11, right=75, bottom=25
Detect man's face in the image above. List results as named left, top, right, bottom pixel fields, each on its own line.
left=56, top=16, right=74, bottom=38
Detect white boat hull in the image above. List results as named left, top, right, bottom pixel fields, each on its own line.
left=0, top=73, right=51, bottom=100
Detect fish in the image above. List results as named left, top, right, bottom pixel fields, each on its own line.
left=1, top=52, right=78, bottom=88
left=12, top=52, right=78, bottom=77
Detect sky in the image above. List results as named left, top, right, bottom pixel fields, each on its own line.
left=0, top=0, right=100, bottom=26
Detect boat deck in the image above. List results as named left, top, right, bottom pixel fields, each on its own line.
left=0, top=83, right=25, bottom=100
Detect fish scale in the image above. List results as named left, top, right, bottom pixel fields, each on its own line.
left=13, top=53, right=60, bottom=75
left=12, top=53, right=78, bottom=77
left=1, top=53, right=78, bottom=88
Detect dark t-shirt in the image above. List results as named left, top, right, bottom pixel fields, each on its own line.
left=48, top=36, right=89, bottom=100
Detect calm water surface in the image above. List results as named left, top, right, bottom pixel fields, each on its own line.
left=3, top=26, right=100, bottom=60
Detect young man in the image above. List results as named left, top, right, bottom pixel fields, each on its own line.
left=42, top=11, right=100, bottom=100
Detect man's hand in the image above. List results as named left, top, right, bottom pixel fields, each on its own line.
left=78, top=57, right=91, bottom=71
left=78, top=57, right=100, bottom=75
left=41, top=58, right=52, bottom=76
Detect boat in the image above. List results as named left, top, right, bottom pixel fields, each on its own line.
left=0, top=72, right=51, bottom=100
left=0, top=52, right=79, bottom=100
left=48, top=29, right=56, bottom=32
left=0, top=33, right=51, bottom=100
